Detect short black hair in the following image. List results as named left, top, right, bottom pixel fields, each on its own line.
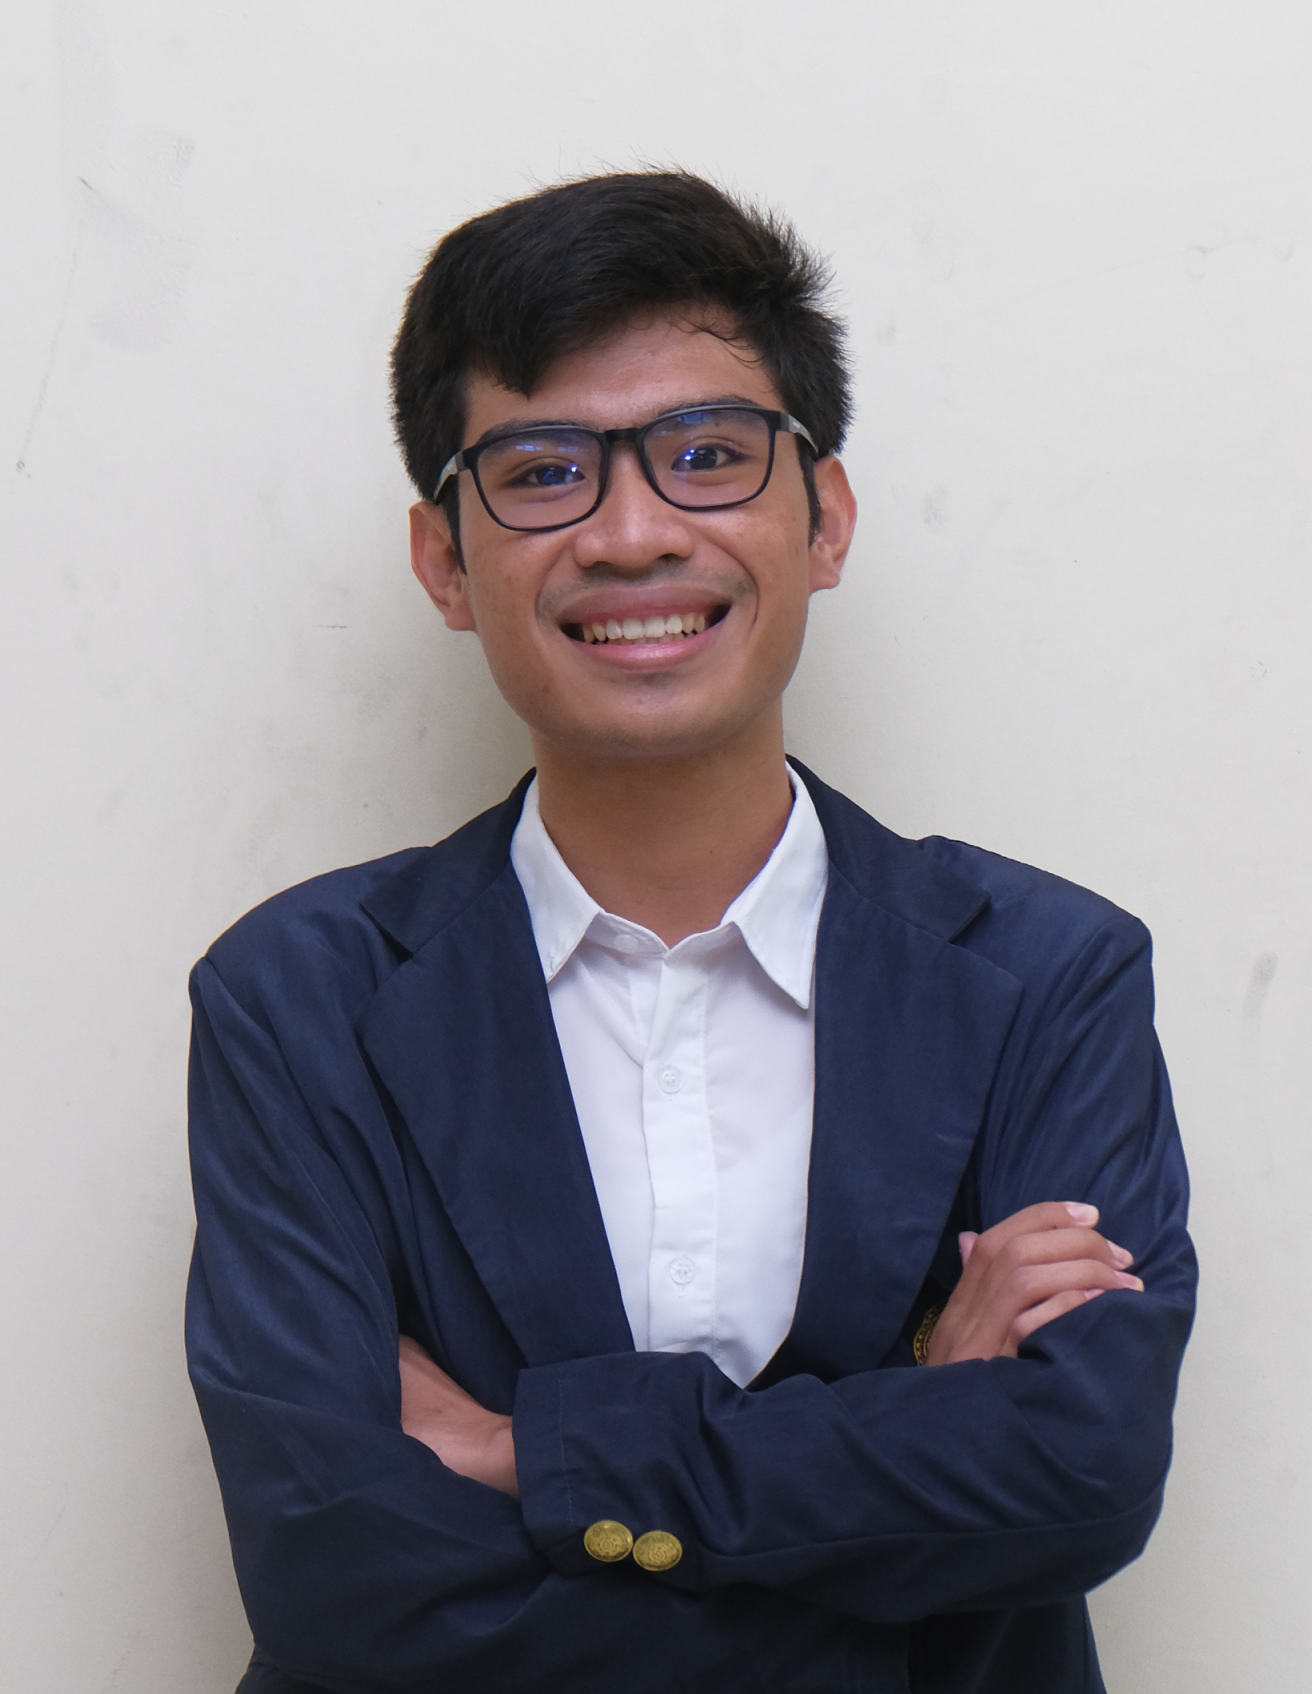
left=391, top=171, right=851, bottom=547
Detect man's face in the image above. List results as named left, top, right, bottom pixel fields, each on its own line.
left=410, top=311, right=856, bottom=767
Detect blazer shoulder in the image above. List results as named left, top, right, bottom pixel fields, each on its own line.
left=196, top=775, right=535, bottom=1018
left=920, top=832, right=1142, bottom=931
left=917, top=833, right=1153, bottom=989
left=199, top=846, right=433, bottom=1011
left=794, top=759, right=1146, bottom=961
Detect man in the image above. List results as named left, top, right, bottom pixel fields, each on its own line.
left=187, top=172, right=1195, bottom=1694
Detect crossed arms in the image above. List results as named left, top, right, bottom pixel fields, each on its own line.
left=397, top=1201, right=1148, bottom=1498
left=186, top=868, right=1195, bottom=1693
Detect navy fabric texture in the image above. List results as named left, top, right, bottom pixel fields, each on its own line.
left=187, top=765, right=1194, bottom=1694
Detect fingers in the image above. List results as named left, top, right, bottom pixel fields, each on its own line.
left=1012, top=1287, right=1104, bottom=1342
left=931, top=1200, right=1145, bottom=1366
left=977, top=1201, right=1101, bottom=1251
left=1007, top=1257, right=1143, bottom=1310
left=987, top=1225, right=1134, bottom=1272
left=1010, top=1259, right=1147, bottom=1346
left=966, top=1203, right=1136, bottom=1293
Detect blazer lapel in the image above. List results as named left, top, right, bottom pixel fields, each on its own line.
left=761, top=766, right=1025, bottom=1382
left=357, top=790, right=633, bottom=1368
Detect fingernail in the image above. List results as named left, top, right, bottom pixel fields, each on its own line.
left=1116, top=1272, right=1145, bottom=1290
left=1109, top=1244, right=1134, bottom=1268
left=1065, top=1203, right=1098, bottom=1224
left=1083, top=1288, right=1105, bottom=1301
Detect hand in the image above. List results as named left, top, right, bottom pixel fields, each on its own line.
left=926, top=1202, right=1144, bottom=1366
left=397, top=1335, right=519, bottom=1495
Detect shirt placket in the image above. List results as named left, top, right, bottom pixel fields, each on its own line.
left=642, top=948, right=716, bottom=1357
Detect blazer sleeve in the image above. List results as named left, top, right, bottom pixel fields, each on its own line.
left=185, top=955, right=888, bottom=1694
left=512, top=911, right=1197, bottom=1626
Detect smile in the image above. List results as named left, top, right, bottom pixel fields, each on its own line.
left=564, top=607, right=729, bottom=645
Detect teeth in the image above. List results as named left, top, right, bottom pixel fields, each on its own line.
left=576, top=611, right=716, bottom=644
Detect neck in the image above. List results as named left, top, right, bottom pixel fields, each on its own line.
left=531, top=710, right=794, bottom=946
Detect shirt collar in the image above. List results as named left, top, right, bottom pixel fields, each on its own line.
left=509, top=768, right=828, bottom=1010
left=508, top=781, right=601, bottom=982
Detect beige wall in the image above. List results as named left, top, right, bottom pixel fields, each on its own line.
left=2, top=3, right=1309, bottom=1688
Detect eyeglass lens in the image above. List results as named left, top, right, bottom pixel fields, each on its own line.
left=473, top=408, right=775, bottom=529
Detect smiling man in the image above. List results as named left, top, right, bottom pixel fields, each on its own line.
left=186, top=173, right=1196, bottom=1694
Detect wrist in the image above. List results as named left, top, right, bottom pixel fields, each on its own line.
left=489, top=1415, right=519, bottom=1496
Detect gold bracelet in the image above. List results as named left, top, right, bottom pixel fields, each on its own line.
left=913, top=1304, right=943, bottom=1367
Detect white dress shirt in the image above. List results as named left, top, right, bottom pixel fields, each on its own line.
left=509, top=769, right=827, bottom=1388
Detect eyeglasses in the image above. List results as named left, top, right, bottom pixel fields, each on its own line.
left=433, top=404, right=819, bottom=533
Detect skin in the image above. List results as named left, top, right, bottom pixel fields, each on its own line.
left=399, top=310, right=1143, bottom=1494
left=409, top=311, right=853, bottom=944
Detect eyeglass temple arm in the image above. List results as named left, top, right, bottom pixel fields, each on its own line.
left=781, top=415, right=820, bottom=456
left=432, top=451, right=463, bottom=502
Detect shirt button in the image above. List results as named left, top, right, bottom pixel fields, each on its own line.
left=668, top=1256, right=695, bottom=1286
left=657, top=1064, right=683, bottom=1093
left=613, top=933, right=639, bottom=954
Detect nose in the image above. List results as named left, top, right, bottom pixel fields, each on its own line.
left=571, top=441, right=695, bottom=571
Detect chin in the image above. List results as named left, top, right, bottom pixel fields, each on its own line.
left=543, top=701, right=772, bottom=767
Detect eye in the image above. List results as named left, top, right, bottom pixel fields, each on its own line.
left=673, top=442, right=743, bottom=473
left=513, top=459, right=587, bottom=489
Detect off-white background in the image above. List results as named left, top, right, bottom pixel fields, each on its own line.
left=2, top=3, right=1308, bottom=1689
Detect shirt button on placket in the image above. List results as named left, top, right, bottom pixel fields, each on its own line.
left=668, top=1257, right=695, bottom=1287
left=657, top=1064, right=683, bottom=1094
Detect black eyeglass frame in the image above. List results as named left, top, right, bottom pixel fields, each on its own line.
left=432, top=404, right=820, bottom=533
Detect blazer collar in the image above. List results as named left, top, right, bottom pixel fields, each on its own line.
left=360, top=761, right=989, bottom=957
left=361, top=771, right=534, bottom=957
left=789, top=759, right=991, bottom=942
left=358, top=765, right=1020, bottom=1376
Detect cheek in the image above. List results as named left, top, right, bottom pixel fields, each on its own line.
left=461, top=557, right=548, bottom=645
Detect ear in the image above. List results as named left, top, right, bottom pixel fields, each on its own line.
left=807, top=456, right=858, bottom=594
left=410, top=500, right=477, bottom=631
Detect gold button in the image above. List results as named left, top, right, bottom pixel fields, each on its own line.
left=583, top=1520, right=634, bottom=1563
left=633, top=1530, right=683, bottom=1572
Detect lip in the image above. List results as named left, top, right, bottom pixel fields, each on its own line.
left=558, top=584, right=728, bottom=628
left=561, top=604, right=730, bottom=667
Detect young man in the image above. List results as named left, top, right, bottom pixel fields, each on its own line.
left=187, top=173, right=1196, bottom=1694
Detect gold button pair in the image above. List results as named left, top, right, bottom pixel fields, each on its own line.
left=583, top=1520, right=683, bottom=1571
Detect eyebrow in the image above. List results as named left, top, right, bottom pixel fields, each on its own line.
left=469, top=395, right=768, bottom=447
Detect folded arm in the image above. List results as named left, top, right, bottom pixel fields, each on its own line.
left=506, top=916, right=1195, bottom=1625
left=189, top=900, right=1193, bottom=1678
left=399, top=1196, right=1146, bottom=1483
left=187, top=956, right=885, bottom=1693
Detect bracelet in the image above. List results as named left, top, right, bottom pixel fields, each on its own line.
left=913, top=1304, right=943, bottom=1367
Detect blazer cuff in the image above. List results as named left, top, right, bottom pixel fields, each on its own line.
left=513, top=1363, right=594, bottom=1575
left=513, top=1355, right=704, bottom=1588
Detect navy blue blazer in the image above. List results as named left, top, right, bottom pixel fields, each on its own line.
left=186, top=764, right=1196, bottom=1694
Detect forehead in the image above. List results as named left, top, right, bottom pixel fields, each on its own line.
left=462, top=311, right=784, bottom=441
